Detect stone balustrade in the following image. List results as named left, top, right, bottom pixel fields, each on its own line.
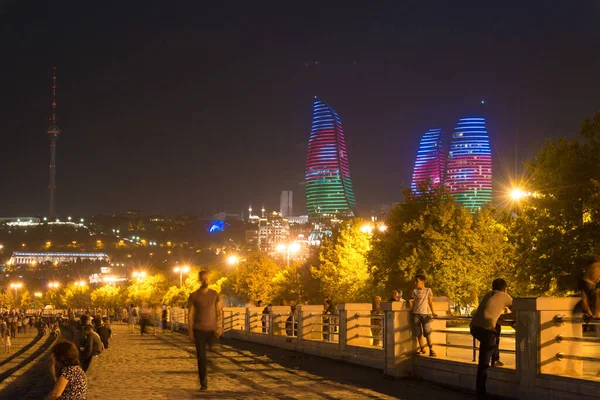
left=221, top=297, right=600, bottom=399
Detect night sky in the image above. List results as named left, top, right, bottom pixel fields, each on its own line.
left=1, top=1, right=599, bottom=217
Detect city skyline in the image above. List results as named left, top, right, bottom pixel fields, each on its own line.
left=1, top=2, right=599, bottom=215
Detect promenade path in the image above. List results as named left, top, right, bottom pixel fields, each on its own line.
left=86, top=323, right=474, bottom=399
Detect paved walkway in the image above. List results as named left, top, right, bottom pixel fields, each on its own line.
left=86, top=324, right=473, bottom=399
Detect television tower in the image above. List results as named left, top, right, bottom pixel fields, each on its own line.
left=47, top=66, right=61, bottom=219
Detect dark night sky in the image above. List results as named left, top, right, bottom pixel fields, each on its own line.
left=1, top=1, right=599, bottom=217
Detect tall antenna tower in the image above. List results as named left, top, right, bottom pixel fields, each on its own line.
left=47, top=66, right=61, bottom=219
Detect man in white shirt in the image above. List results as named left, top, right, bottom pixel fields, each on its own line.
left=470, top=278, right=513, bottom=400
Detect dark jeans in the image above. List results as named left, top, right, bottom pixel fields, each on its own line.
left=492, top=324, right=501, bottom=362
left=193, top=330, right=215, bottom=388
left=470, top=326, right=497, bottom=398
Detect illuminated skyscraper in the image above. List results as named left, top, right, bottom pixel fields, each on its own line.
left=445, top=117, right=492, bottom=211
left=305, top=97, right=356, bottom=221
left=411, top=128, right=445, bottom=192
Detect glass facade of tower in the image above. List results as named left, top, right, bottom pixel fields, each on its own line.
left=305, top=98, right=356, bottom=221
left=445, top=117, right=492, bottom=211
left=411, top=128, right=445, bottom=193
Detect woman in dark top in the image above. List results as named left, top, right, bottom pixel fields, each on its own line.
left=45, top=339, right=88, bottom=400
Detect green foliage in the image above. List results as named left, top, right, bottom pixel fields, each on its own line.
left=90, top=285, right=125, bottom=308
left=229, top=252, right=279, bottom=303
left=61, top=284, right=92, bottom=309
left=311, top=219, right=375, bottom=303
left=513, top=112, right=600, bottom=295
left=162, top=286, right=189, bottom=307
left=370, top=183, right=515, bottom=306
left=20, top=290, right=33, bottom=309
left=45, top=288, right=64, bottom=309
left=127, top=273, right=170, bottom=306
left=272, top=261, right=308, bottom=304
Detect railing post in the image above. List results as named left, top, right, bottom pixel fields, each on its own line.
left=513, top=298, right=538, bottom=398
left=244, top=308, right=251, bottom=335
left=297, top=305, right=324, bottom=341
left=381, top=300, right=413, bottom=377
left=338, top=308, right=347, bottom=351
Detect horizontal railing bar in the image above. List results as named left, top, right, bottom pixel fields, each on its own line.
left=556, top=335, right=600, bottom=343
left=434, top=329, right=516, bottom=338
left=556, top=353, right=600, bottom=362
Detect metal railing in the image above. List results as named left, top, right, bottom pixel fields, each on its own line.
left=346, top=313, right=384, bottom=348
left=550, top=314, right=600, bottom=377
left=429, top=315, right=516, bottom=365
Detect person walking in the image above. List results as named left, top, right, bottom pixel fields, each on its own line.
left=371, top=296, right=383, bottom=347
left=10, top=316, right=17, bottom=339
left=4, top=329, right=11, bottom=354
left=470, top=278, right=513, bottom=400
left=188, top=270, right=222, bottom=391
left=80, top=325, right=103, bottom=371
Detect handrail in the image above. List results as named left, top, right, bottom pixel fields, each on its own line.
left=556, top=352, right=600, bottom=363
left=553, top=314, right=600, bottom=326
left=555, top=334, right=600, bottom=344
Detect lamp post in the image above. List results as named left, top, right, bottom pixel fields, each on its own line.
left=276, top=243, right=301, bottom=267
left=173, top=266, right=190, bottom=288
left=10, top=282, right=23, bottom=300
left=227, top=255, right=240, bottom=266
left=132, top=271, right=147, bottom=282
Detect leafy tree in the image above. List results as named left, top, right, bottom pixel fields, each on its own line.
left=228, top=252, right=279, bottom=303
left=273, top=261, right=308, bottom=304
left=162, top=286, right=189, bottom=307
left=311, top=219, right=375, bottom=303
left=127, top=273, right=170, bottom=306
left=20, top=290, right=33, bottom=309
left=90, top=285, right=125, bottom=308
left=45, top=288, right=65, bottom=309
left=61, top=283, right=92, bottom=309
left=513, top=112, right=600, bottom=295
left=370, top=183, right=515, bottom=306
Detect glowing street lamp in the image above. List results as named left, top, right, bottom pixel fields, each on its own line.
left=378, top=225, right=388, bottom=232
left=48, top=282, right=61, bottom=289
left=277, top=243, right=301, bottom=267
left=227, top=255, right=240, bottom=266
left=34, top=292, right=43, bottom=298
left=173, top=265, right=190, bottom=288
left=74, top=280, right=87, bottom=288
left=132, top=271, right=147, bottom=282
left=10, top=282, right=23, bottom=299
left=360, top=224, right=374, bottom=234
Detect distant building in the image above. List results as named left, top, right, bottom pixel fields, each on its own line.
left=287, top=215, right=309, bottom=224
left=280, top=191, right=293, bottom=218
left=305, top=97, right=356, bottom=222
left=411, top=128, right=445, bottom=192
left=257, top=211, right=290, bottom=253
left=0, top=217, right=41, bottom=225
left=8, top=252, right=109, bottom=266
left=446, top=117, right=492, bottom=211
left=213, top=212, right=243, bottom=221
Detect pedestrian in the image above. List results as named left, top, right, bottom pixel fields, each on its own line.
left=470, top=278, right=514, bottom=400
left=46, top=339, right=87, bottom=400
left=187, top=270, right=222, bottom=391
left=388, top=290, right=401, bottom=302
left=10, top=316, right=17, bottom=339
left=127, top=304, right=136, bottom=333
left=161, top=304, right=168, bottom=333
left=80, top=325, right=103, bottom=371
left=576, top=254, right=600, bottom=332
left=261, top=303, right=272, bottom=333
left=96, top=319, right=111, bottom=350
left=4, top=328, right=11, bottom=354
left=285, top=305, right=298, bottom=337
left=409, top=274, right=437, bottom=357
left=371, top=296, right=383, bottom=347
left=323, top=299, right=336, bottom=341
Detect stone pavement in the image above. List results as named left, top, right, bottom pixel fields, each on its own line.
left=86, top=324, right=474, bottom=399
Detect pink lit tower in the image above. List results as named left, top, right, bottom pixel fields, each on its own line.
left=47, top=66, right=61, bottom=219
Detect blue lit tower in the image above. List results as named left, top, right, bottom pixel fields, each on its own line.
left=47, top=66, right=61, bottom=219
left=305, top=97, right=356, bottom=221
left=445, top=117, right=492, bottom=211
left=411, top=128, right=445, bottom=192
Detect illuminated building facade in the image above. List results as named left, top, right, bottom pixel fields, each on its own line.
left=305, top=97, right=356, bottom=221
left=445, top=117, right=492, bottom=211
left=257, top=211, right=290, bottom=253
left=411, top=128, right=445, bottom=192
left=8, top=252, right=109, bottom=266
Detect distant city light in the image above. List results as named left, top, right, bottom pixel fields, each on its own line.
left=227, top=255, right=240, bottom=266
left=360, top=224, right=374, bottom=234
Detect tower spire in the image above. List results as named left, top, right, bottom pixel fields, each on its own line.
left=48, top=66, right=61, bottom=219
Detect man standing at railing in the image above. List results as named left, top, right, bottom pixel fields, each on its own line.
left=410, top=275, right=437, bottom=357
left=470, top=278, right=513, bottom=400
left=188, top=270, right=223, bottom=392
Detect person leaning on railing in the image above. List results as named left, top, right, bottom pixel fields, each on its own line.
left=470, top=278, right=514, bottom=400
left=371, top=296, right=383, bottom=347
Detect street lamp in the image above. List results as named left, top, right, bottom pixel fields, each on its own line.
left=34, top=292, right=43, bottom=298
left=277, top=243, right=301, bottom=267
left=132, top=271, right=147, bottom=282
left=173, top=265, right=190, bottom=288
left=74, top=280, right=86, bottom=288
left=10, top=282, right=23, bottom=300
left=48, top=281, right=61, bottom=289
left=227, top=255, right=240, bottom=266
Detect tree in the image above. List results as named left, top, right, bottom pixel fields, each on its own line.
left=90, top=285, right=125, bottom=308
left=512, top=112, right=600, bottom=295
left=311, top=219, right=375, bottom=303
left=272, top=261, right=308, bottom=304
left=127, top=273, right=170, bottom=306
left=61, top=284, right=92, bottom=309
left=228, top=252, right=279, bottom=303
left=370, top=183, right=515, bottom=306
left=20, top=290, right=33, bottom=309
left=162, top=286, right=188, bottom=307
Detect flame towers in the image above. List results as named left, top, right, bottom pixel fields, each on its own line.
left=445, top=117, right=492, bottom=211
left=411, top=128, right=445, bottom=192
left=305, top=97, right=356, bottom=221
